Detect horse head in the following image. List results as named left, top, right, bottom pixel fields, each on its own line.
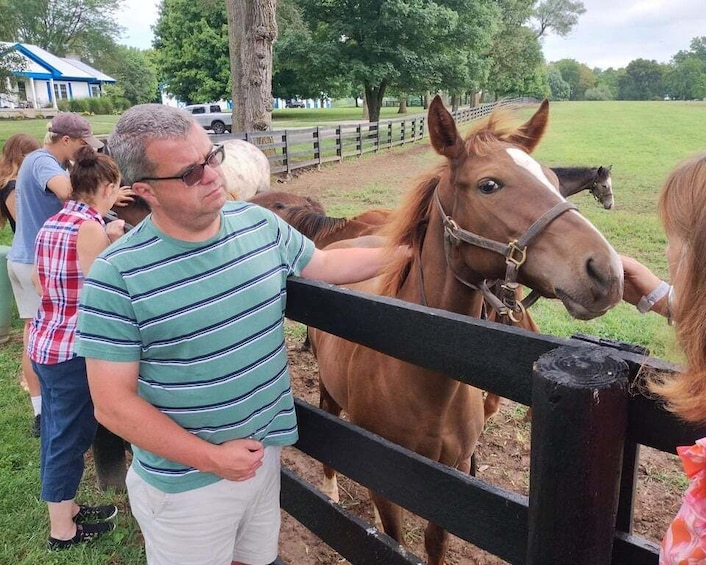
left=592, top=165, right=614, bottom=209
left=384, top=95, right=623, bottom=321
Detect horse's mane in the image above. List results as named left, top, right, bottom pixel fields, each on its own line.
left=282, top=206, right=350, bottom=242
left=376, top=109, right=521, bottom=297
left=550, top=167, right=599, bottom=182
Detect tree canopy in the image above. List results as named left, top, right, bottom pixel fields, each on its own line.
left=2, top=0, right=124, bottom=59
left=153, top=0, right=230, bottom=104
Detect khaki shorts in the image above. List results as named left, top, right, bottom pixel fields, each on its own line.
left=7, top=261, right=40, bottom=319
left=127, top=445, right=282, bottom=565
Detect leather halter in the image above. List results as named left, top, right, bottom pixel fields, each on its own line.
left=431, top=188, right=577, bottom=322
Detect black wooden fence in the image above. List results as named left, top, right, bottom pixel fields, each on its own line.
left=277, top=277, right=706, bottom=565
left=212, top=98, right=530, bottom=176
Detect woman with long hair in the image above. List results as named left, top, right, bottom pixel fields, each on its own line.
left=0, top=133, right=41, bottom=231
left=622, top=151, right=706, bottom=563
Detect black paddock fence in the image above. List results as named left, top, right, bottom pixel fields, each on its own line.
left=276, top=278, right=706, bottom=565
left=210, top=98, right=531, bottom=176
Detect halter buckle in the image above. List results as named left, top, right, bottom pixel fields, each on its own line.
left=506, top=240, right=527, bottom=267
left=445, top=217, right=462, bottom=246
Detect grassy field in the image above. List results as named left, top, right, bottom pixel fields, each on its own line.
left=1, top=100, right=705, bottom=562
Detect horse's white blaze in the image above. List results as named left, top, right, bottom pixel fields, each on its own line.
left=505, top=148, right=619, bottom=270
left=506, top=148, right=562, bottom=195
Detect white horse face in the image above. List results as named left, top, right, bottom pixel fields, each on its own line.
left=219, top=139, right=271, bottom=200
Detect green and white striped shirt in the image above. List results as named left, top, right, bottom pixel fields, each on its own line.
left=76, top=201, right=315, bottom=493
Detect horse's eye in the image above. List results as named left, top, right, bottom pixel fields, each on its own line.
left=478, top=179, right=502, bottom=194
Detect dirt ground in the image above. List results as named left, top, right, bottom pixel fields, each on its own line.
left=272, top=144, right=684, bottom=564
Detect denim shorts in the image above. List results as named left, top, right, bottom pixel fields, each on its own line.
left=33, top=356, right=98, bottom=503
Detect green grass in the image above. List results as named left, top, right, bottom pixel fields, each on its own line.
left=1, top=100, right=705, bottom=561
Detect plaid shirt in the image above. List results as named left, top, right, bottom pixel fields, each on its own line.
left=28, top=200, right=106, bottom=365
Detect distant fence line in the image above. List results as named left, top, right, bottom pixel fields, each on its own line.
left=213, top=97, right=532, bottom=176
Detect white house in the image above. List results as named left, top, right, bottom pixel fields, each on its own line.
left=0, top=42, right=115, bottom=110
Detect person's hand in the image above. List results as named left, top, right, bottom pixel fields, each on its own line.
left=106, top=219, right=126, bottom=242
left=210, top=438, right=265, bottom=481
left=621, top=255, right=663, bottom=306
left=113, top=186, right=135, bottom=208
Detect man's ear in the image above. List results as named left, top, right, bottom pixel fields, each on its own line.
left=132, top=181, right=157, bottom=207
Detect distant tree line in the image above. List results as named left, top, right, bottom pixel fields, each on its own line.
left=548, top=37, right=706, bottom=101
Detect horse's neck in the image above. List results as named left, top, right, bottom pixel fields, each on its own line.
left=556, top=168, right=597, bottom=198
left=398, top=217, right=485, bottom=318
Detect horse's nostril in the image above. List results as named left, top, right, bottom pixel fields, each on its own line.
left=586, top=256, right=604, bottom=284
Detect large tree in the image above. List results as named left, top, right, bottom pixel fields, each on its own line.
left=153, top=0, right=230, bottom=104
left=93, top=46, right=160, bottom=105
left=618, top=59, right=665, bottom=100
left=531, top=0, right=586, bottom=39
left=3, top=0, right=123, bottom=59
left=226, top=0, right=277, bottom=132
left=295, top=0, right=499, bottom=123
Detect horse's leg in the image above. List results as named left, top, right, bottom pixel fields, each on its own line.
left=368, top=490, right=404, bottom=542
left=318, top=383, right=342, bottom=502
left=424, top=454, right=474, bottom=565
left=424, top=522, right=449, bottom=565
left=483, top=393, right=501, bottom=422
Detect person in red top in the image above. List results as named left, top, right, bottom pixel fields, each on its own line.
left=28, top=146, right=125, bottom=550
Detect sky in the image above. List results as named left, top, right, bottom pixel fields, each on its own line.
left=116, top=0, right=706, bottom=70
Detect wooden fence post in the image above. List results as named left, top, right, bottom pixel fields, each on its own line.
left=527, top=345, right=629, bottom=564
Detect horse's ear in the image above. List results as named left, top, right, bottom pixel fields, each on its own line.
left=507, top=98, right=549, bottom=154
left=427, top=95, right=465, bottom=160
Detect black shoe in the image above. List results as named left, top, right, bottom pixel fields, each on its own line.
left=48, top=521, right=115, bottom=550
left=73, top=504, right=118, bottom=524
left=32, top=414, right=41, bottom=438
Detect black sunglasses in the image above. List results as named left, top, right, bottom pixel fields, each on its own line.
left=136, top=144, right=225, bottom=187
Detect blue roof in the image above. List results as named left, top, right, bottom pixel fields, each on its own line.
left=0, top=42, right=116, bottom=83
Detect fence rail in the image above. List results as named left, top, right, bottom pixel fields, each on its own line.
left=212, top=98, right=530, bottom=175
left=278, top=277, right=706, bottom=564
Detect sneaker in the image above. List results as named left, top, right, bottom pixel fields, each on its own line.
left=73, top=504, right=118, bottom=524
left=48, top=521, right=115, bottom=550
left=32, top=414, right=41, bottom=438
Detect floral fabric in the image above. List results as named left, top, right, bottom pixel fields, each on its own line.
left=660, top=437, right=706, bottom=564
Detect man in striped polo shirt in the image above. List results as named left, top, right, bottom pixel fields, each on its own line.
left=75, top=104, right=392, bottom=565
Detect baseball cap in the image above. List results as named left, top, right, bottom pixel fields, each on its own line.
left=49, top=113, right=104, bottom=150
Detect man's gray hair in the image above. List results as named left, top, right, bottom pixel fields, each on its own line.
left=108, top=104, right=196, bottom=185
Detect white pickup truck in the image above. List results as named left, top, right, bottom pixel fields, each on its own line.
left=184, top=103, right=233, bottom=134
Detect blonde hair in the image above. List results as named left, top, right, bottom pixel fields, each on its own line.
left=0, top=133, right=41, bottom=227
left=650, top=152, right=706, bottom=423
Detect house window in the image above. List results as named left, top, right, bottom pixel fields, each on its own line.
left=17, top=81, right=27, bottom=100
left=53, top=83, right=68, bottom=100
left=90, top=85, right=100, bottom=97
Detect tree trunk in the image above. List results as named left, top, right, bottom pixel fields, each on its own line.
left=397, top=94, right=407, bottom=114
left=451, top=93, right=459, bottom=112
left=364, top=81, right=386, bottom=123
left=227, top=0, right=277, bottom=133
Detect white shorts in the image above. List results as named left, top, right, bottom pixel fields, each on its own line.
left=127, top=445, right=282, bottom=565
left=7, top=261, right=40, bottom=319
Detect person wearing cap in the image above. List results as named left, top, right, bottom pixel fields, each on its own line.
left=7, top=113, right=103, bottom=439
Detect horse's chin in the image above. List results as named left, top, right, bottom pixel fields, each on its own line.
left=555, top=290, right=613, bottom=321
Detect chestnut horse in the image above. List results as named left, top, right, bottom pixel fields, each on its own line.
left=308, top=96, right=623, bottom=565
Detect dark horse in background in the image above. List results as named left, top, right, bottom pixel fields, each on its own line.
left=308, top=96, right=623, bottom=565
left=552, top=165, right=613, bottom=209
